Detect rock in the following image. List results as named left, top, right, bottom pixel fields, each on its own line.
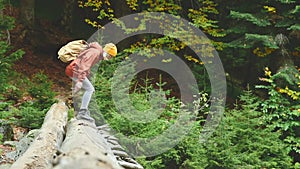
left=5, top=129, right=40, bottom=161
left=3, top=141, right=17, bottom=147
left=0, top=120, right=13, bottom=142
left=12, top=126, right=29, bottom=141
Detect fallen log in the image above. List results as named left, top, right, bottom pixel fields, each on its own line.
left=52, top=119, right=124, bottom=169
left=8, top=101, right=144, bottom=169
left=10, top=102, right=68, bottom=169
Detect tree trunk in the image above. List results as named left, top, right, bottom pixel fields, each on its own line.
left=9, top=102, right=68, bottom=169
left=20, top=0, right=35, bottom=28
left=60, top=0, right=76, bottom=33
left=52, top=119, right=124, bottom=169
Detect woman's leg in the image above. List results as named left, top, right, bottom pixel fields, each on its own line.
left=71, top=77, right=94, bottom=110
left=71, top=77, right=95, bottom=123
left=80, top=77, right=95, bottom=110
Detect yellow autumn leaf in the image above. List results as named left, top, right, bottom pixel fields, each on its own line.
left=264, top=6, right=276, bottom=13
left=108, top=8, right=114, bottom=13
left=162, top=58, right=172, bottom=63
left=105, top=0, right=111, bottom=6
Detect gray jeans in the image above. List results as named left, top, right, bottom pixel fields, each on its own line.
left=72, top=77, right=95, bottom=110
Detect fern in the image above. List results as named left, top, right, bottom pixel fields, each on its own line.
left=291, top=5, right=300, bottom=14
left=202, top=90, right=292, bottom=168
left=273, top=66, right=300, bottom=86
left=288, top=24, right=300, bottom=31
left=276, top=0, right=296, bottom=4
left=245, top=34, right=279, bottom=49
left=229, top=11, right=271, bottom=27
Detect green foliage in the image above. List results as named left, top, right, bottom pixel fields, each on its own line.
left=113, top=93, right=208, bottom=169
left=80, top=0, right=225, bottom=100
left=0, top=0, right=24, bottom=99
left=136, top=90, right=293, bottom=168
left=201, top=90, right=292, bottom=168
left=93, top=58, right=212, bottom=168
left=7, top=72, right=58, bottom=129
left=79, top=0, right=225, bottom=51
left=276, top=0, right=296, bottom=3
left=0, top=0, right=15, bottom=31
left=229, top=11, right=271, bottom=27
left=0, top=105, right=13, bottom=120
left=68, top=109, right=75, bottom=120
left=28, top=72, right=57, bottom=110
left=137, top=121, right=207, bottom=169
left=256, top=67, right=300, bottom=161
left=78, top=0, right=300, bottom=168
left=220, top=0, right=300, bottom=73
left=226, top=1, right=299, bottom=48
left=0, top=101, right=11, bottom=112
left=245, top=34, right=278, bottom=49
left=0, top=72, right=57, bottom=129
left=5, top=72, right=32, bottom=102
left=288, top=24, right=300, bottom=31
left=1, top=73, right=57, bottom=129
left=190, top=63, right=211, bottom=92
left=0, top=133, right=3, bottom=144
left=0, top=42, right=24, bottom=96
left=291, top=5, right=300, bottom=14
left=99, top=59, right=180, bottom=138
left=0, top=0, right=57, bottom=132
left=15, top=104, right=47, bottom=129
left=0, top=133, right=3, bottom=154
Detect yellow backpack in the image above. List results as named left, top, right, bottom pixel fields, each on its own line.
left=57, top=40, right=89, bottom=63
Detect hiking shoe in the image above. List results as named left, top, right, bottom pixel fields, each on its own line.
left=76, top=109, right=95, bottom=123
left=74, top=110, right=78, bottom=117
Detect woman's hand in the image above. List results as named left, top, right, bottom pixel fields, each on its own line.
left=103, top=52, right=112, bottom=60
left=74, top=81, right=83, bottom=94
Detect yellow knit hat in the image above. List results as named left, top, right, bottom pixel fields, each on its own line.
left=103, top=43, right=117, bottom=57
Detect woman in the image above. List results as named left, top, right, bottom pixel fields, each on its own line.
left=65, top=42, right=117, bottom=123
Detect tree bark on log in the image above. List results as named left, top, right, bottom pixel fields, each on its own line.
left=8, top=102, right=143, bottom=169
left=52, top=119, right=124, bottom=169
left=10, top=102, right=68, bottom=169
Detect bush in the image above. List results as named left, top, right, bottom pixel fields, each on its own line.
left=92, top=54, right=292, bottom=168
left=93, top=58, right=212, bottom=168
left=15, top=104, right=47, bottom=129
left=0, top=72, right=57, bottom=129
left=256, top=67, right=300, bottom=162
left=0, top=36, right=24, bottom=99
left=0, top=1, right=24, bottom=95
left=10, top=72, right=57, bottom=129
left=200, top=90, right=292, bottom=168
left=28, top=72, right=57, bottom=110
left=133, top=90, right=293, bottom=169
left=0, top=1, right=56, bottom=131
left=0, top=133, right=3, bottom=144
